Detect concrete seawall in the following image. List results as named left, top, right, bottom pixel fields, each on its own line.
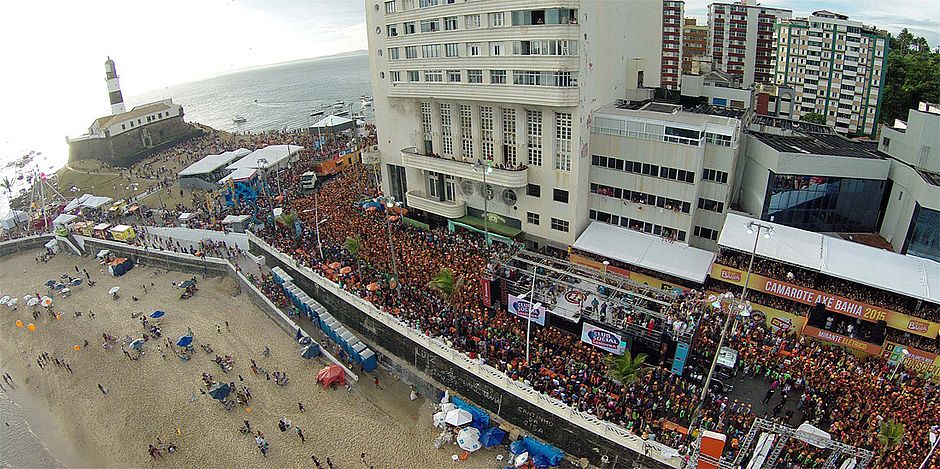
left=0, top=235, right=54, bottom=257
left=247, top=233, right=680, bottom=469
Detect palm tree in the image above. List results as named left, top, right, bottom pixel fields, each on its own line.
left=605, top=351, right=650, bottom=385
left=877, top=419, right=905, bottom=462
left=344, top=236, right=362, bottom=256
left=1, top=176, right=13, bottom=199
left=428, top=267, right=464, bottom=301
left=275, top=210, right=299, bottom=237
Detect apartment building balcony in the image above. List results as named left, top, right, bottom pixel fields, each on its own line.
left=405, top=189, right=466, bottom=219
left=401, top=147, right=528, bottom=187
left=387, top=82, right=579, bottom=107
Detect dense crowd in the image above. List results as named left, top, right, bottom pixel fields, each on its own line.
left=254, top=163, right=940, bottom=469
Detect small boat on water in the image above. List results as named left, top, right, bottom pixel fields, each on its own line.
left=360, top=96, right=373, bottom=107
left=352, top=111, right=365, bottom=119
left=334, top=110, right=350, bottom=117
left=332, top=102, right=345, bottom=110
left=233, top=115, right=247, bottom=123
left=310, top=110, right=325, bottom=117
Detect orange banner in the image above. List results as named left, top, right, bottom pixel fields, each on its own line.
left=883, top=342, right=940, bottom=376
left=711, top=264, right=940, bottom=339
left=802, top=325, right=884, bottom=355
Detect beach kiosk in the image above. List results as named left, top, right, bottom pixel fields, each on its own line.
left=109, top=224, right=137, bottom=242
left=92, top=223, right=112, bottom=239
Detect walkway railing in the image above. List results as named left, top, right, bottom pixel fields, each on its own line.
left=248, top=232, right=683, bottom=468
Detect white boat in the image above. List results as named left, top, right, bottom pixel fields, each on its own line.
left=334, top=110, right=350, bottom=117
left=310, top=110, right=325, bottom=117
left=332, top=101, right=345, bottom=110
left=352, top=111, right=365, bottom=119
left=233, top=115, right=247, bottom=123
left=360, top=96, right=373, bottom=107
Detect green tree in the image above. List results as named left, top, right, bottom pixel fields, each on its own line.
left=275, top=210, right=299, bottom=236
left=428, top=267, right=464, bottom=302
left=876, top=419, right=905, bottom=462
left=605, top=351, right=650, bottom=385
left=881, top=29, right=940, bottom=125
left=343, top=236, right=362, bottom=256
left=802, top=112, right=827, bottom=125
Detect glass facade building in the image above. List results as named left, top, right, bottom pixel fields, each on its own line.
left=763, top=173, right=886, bottom=232
left=905, top=204, right=940, bottom=262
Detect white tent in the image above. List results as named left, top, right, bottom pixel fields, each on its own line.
left=311, top=114, right=354, bottom=129
left=52, top=213, right=79, bottom=227
left=80, top=196, right=113, bottom=209
left=0, top=210, right=29, bottom=230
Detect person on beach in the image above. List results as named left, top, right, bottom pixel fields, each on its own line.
left=296, top=426, right=306, bottom=443
left=298, top=402, right=306, bottom=412
left=98, top=383, right=108, bottom=395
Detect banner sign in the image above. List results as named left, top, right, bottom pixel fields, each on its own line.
left=802, top=325, right=883, bottom=355
left=712, top=264, right=940, bottom=339
left=580, top=323, right=627, bottom=355
left=481, top=277, right=492, bottom=308
left=507, top=294, right=547, bottom=326
left=671, top=342, right=690, bottom=376
left=883, top=342, right=940, bottom=375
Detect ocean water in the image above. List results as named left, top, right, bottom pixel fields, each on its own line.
left=0, top=392, right=70, bottom=469
left=0, top=52, right=372, bottom=212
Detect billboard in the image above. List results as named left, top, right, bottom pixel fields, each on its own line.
left=507, top=294, right=547, bottom=326
left=580, top=323, right=627, bottom=355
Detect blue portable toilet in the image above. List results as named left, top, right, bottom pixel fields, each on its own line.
left=360, top=349, right=377, bottom=372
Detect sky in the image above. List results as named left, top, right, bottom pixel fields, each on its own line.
left=0, top=0, right=936, bottom=170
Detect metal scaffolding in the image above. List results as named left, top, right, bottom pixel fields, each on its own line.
left=717, top=418, right=873, bottom=469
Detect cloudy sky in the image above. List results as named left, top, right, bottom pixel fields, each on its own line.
left=0, top=0, right=935, bottom=163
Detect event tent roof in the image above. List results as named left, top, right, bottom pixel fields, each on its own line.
left=718, top=213, right=940, bottom=304
left=52, top=213, right=78, bottom=226
left=178, top=148, right=251, bottom=176
left=218, top=167, right=258, bottom=184
left=221, top=214, right=251, bottom=224
left=310, top=115, right=354, bottom=129
left=572, top=222, right=716, bottom=284
left=226, top=145, right=303, bottom=171
left=80, top=196, right=113, bottom=209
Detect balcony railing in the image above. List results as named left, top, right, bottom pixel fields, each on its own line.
left=405, top=189, right=466, bottom=219
left=401, top=147, right=528, bottom=188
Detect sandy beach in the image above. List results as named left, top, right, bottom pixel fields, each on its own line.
left=0, top=249, right=499, bottom=468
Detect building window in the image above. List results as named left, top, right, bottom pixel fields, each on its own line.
left=702, top=168, right=729, bottom=184
left=766, top=174, right=886, bottom=232
left=481, top=106, right=494, bottom=160
left=554, top=112, right=572, bottom=172
left=490, top=42, right=504, bottom=56
left=390, top=71, right=401, bottom=82
left=388, top=47, right=400, bottom=59
left=418, top=0, right=438, bottom=7
left=906, top=204, right=940, bottom=262
left=551, top=218, right=570, bottom=232
left=385, top=1, right=396, bottom=13
left=121, top=124, right=126, bottom=130
left=422, top=44, right=441, bottom=58
left=407, top=70, right=420, bottom=82
left=694, top=226, right=719, bottom=241
left=387, top=24, right=399, bottom=37
left=512, top=40, right=576, bottom=56
left=511, top=8, right=577, bottom=26
left=421, top=102, right=433, bottom=146
left=527, top=212, right=540, bottom=225
left=490, top=70, right=506, bottom=84
left=441, top=103, right=453, bottom=156
left=444, top=16, right=458, bottom=31
left=447, top=70, right=461, bottom=82
left=697, top=198, right=725, bottom=213
left=459, top=105, right=472, bottom=158
left=467, top=69, right=482, bottom=83
left=489, top=12, right=504, bottom=27
left=553, top=188, right=569, bottom=203
left=526, top=183, right=540, bottom=197
left=512, top=70, right=577, bottom=87
left=467, top=42, right=482, bottom=56
left=403, top=22, right=416, bottom=34
left=420, top=18, right=440, bottom=33
left=405, top=46, right=418, bottom=58
left=465, top=14, right=481, bottom=29
left=502, top=107, right=517, bottom=167
left=424, top=70, right=443, bottom=82
left=526, top=110, right=542, bottom=166
left=445, top=43, right=459, bottom=57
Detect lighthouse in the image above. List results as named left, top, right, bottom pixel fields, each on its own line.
left=104, top=57, right=126, bottom=115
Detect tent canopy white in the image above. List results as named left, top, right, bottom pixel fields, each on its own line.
left=218, top=167, right=258, bottom=184
left=226, top=145, right=303, bottom=171
left=221, top=214, right=250, bottom=224
left=311, top=115, right=354, bottom=128
left=0, top=210, right=29, bottom=230
left=179, top=148, right=251, bottom=176
left=572, top=222, right=716, bottom=284
left=718, top=213, right=940, bottom=304
left=80, top=196, right=113, bottom=209
left=52, top=213, right=78, bottom=227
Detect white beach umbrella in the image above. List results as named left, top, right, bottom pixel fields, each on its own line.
left=27, top=298, right=40, bottom=307
left=0, top=296, right=9, bottom=305
left=109, top=286, right=120, bottom=295
left=432, top=411, right=447, bottom=428
left=514, top=452, right=529, bottom=467
left=8, top=298, right=18, bottom=307
left=456, top=427, right=482, bottom=453
left=444, top=409, right=473, bottom=427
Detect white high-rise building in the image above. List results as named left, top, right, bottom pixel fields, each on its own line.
left=707, top=0, right=792, bottom=87
left=773, top=10, right=889, bottom=137
left=366, top=0, right=672, bottom=249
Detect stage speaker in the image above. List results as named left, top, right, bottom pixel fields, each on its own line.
left=872, top=320, right=887, bottom=344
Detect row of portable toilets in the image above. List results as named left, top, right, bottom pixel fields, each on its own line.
left=271, top=267, right=377, bottom=372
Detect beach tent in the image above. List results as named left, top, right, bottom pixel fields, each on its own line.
left=208, top=383, right=232, bottom=401
left=301, top=344, right=321, bottom=359
left=510, top=437, right=564, bottom=468
left=315, top=365, right=345, bottom=388
left=479, top=427, right=506, bottom=448
left=52, top=213, right=78, bottom=228
left=0, top=210, right=29, bottom=230
left=108, top=258, right=134, bottom=276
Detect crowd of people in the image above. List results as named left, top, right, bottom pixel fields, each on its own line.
left=251, top=162, right=939, bottom=468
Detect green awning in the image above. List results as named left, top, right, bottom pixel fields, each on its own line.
left=401, top=216, right=430, bottom=230
left=451, top=215, right=522, bottom=238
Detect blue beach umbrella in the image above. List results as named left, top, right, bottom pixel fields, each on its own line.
left=176, top=336, right=193, bottom=347
left=45, top=279, right=57, bottom=287
left=69, top=278, right=83, bottom=286
left=129, top=339, right=145, bottom=350
left=208, top=383, right=231, bottom=401
left=150, top=310, right=166, bottom=319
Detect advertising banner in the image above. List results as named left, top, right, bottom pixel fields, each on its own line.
left=671, top=342, right=690, bottom=376
left=802, top=325, right=883, bottom=355
left=580, top=323, right=627, bottom=355
left=481, top=277, right=492, bottom=308
left=712, top=264, right=940, bottom=338
left=507, top=294, right=547, bottom=326
left=883, top=342, right=940, bottom=376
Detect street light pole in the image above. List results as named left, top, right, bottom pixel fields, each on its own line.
left=525, top=264, right=539, bottom=364
left=919, top=426, right=940, bottom=469
left=472, top=161, right=493, bottom=249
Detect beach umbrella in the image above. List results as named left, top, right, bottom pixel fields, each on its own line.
left=54, top=283, right=66, bottom=291
left=456, top=427, right=482, bottom=453
left=15, top=320, right=24, bottom=328
left=73, top=345, right=81, bottom=351
left=27, top=323, right=36, bottom=331
left=69, top=278, right=83, bottom=287
left=129, top=338, right=145, bottom=350
left=109, top=286, right=120, bottom=296
left=150, top=310, right=166, bottom=319
left=208, top=383, right=231, bottom=401
left=61, top=288, right=70, bottom=296
left=27, top=298, right=40, bottom=307
left=176, top=335, right=193, bottom=347
left=366, top=282, right=380, bottom=292
left=179, top=280, right=195, bottom=289
left=8, top=298, right=17, bottom=308
left=0, top=296, right=9, bottom=305
left=41, top=297, right=53, bottom=308
left=23, top=294, right=32, bottom=302
left=45, top=279, right=56, bottom=287
left=444, top=409, right=473, bottom=427
left=61, top=273, right=70, bottom=279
